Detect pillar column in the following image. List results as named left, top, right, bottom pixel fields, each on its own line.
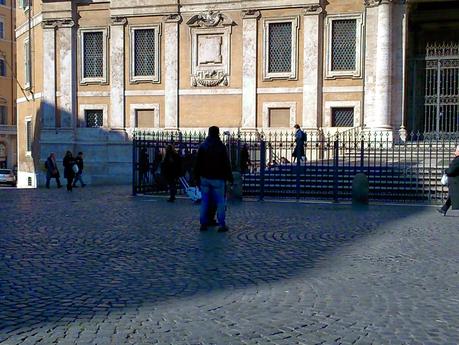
left=164, top=14, right=181, bottom=130
left=242, top=10, right=260, bottom=130
left=58, top=20, right=76, bottom=128
left=373, top=0, right=393, bottom=130
left=302, top=5, right=323, bottom=130
left=42, top=20, right=57, bottom=128
left=110, top=17, right=127, bottom=130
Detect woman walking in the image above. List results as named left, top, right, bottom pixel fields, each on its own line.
left=438, top=144, right=459, bottom=215
left=63, top=151, right=77, bottom=192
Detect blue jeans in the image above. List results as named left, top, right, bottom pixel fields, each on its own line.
left=73, top=173, right=85, bottom=186
left=200, top=178, right=226, bottom=227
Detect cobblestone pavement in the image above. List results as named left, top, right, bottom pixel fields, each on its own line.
left=0, top=186, right=458, bottom=345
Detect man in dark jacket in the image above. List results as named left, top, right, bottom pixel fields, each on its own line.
left=292, top=124, right=306, bottom=163
left=438, top=144, right=459, bottom=215
left=45, top=152, right=62, bottom=189
left=73, top=152, right=86, bottom=188
left=194, top=126, right=233, bottom=232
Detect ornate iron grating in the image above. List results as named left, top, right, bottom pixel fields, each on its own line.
left=85, top=110, right=103, bottom=128
left=83, top=32, right=104, bottom=78
left=134, top=29, right=156, bottom=77
left=332, top=107, right=354, bottom=127
left=331, top=19, right=356, bottom=71
left=268, top=22, right=292, bottom=73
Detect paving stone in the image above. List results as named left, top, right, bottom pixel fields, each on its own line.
left=0, top=186, right=458, bottom=344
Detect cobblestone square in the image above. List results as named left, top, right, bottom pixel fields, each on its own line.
left=0, top=186, right=458, bottom=344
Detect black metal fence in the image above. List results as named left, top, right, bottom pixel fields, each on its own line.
left=132, top=129, right=459, bottom=204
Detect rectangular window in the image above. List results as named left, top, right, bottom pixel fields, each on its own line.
left=331, top=19, right=357, bottom=71
left=85, top=110, right=103, bottom=128
left=263, top=17, right=298, bottom=80
left=83, top=32, right=104, bottom=78
left=0, top=59, right=5, bottom=77
left=332, top=108, right=354, bottom=127
left=0, top=106, right=7, bottom=124
left=268, top=23, right=292, bottom=73
left=326, top=14, right=363, bottom=79
left=130, top=26, right=160, bottom=83
left=268, top=108, right=290, bottom=127
left=24, top=39, right=30, bottom=87
left=135, top=109, right=155, bottom=128
left=26, top=119, right=32, bottom=153
left=0, top=19, right=4, bottom=40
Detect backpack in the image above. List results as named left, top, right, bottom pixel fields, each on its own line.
left=301, top=130, right=307, bottom=142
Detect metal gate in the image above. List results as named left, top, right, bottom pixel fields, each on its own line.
left=424, top=42, right=459, bottom=133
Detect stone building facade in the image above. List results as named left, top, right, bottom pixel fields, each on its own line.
left=15, top=0, right=459, bottom=187
left=0, top=0, right=16, bottom=170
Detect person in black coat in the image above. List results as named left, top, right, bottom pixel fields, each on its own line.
left=161, top=145, right=182, bottom=202
left=292, top=124, right=306, bottom=163
left=63, top=151, right=76, bottom=192
left=438, top=144, right=459, bottom=215
left=194, top=126, right=233, bottom=232
left=45, top=152, right=62, bottom=189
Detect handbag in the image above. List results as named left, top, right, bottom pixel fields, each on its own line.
left=441, top=173, right=448, bottom=186
left=72, top=163, right=79, bottom=174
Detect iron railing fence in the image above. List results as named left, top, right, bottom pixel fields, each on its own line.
left=132, top=130, right=459, bottom=204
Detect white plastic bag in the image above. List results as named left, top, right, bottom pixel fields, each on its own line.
left=441, top=173, right=448, bottom=186
left=72, top=163, right=79, bottom=174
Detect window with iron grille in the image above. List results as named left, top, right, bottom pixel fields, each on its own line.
left=85, top=110, right=103, bottom=128
left=331, top=19, right=357, bottom=71
left=26, top=119, right=32, bottom=152
left=264, top=17, right=298, bottom=80
left=83, top=31, right=104, bottom=79
left=0, top=59, right=5, bottom=77
left=268, top=22, right=292, bottom=73
left=332, top=108, right=354, bottom=127
left=0, top=106, right=7, bottom=124
left=134, top=29, right=155, bottom=77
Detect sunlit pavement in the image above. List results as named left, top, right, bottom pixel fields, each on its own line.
left=0, top=186, right=458, bottom=344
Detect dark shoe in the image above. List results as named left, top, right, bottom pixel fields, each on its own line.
left=167, top=198, right=175, bottom=203
left=208, top=219, right=218, bottom=226
left=437, top=208, right=447, bottom=216
left=217, top=225, right=229, bottom=233
left=200, top=225, right=208, bottom=231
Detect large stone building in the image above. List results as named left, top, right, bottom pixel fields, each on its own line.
left=0, top=0, right=16, bottom=170
left=15, top=0, right=459, bottom=187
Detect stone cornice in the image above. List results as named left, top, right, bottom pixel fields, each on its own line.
left=304, top=4, right=323, bottom=15
left=42, top=18, right=74, bottom=29
left=364, top=0, right=405, bottom=7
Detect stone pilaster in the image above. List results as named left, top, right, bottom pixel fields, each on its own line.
left=58, top=20, right=76, bottom=128
left=372, top=0, right=393, bottom=130
left=110, top=17, right=127, bottom=130
left=42, top=20, right=58, bottom=128
left=164, top=14, right=181, bottom=130
left=302, top=5, right=323, bottom=130
left=241, top=10, right=260, bottom=130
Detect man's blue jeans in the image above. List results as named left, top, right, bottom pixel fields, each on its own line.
left=200, top=177, right=226, bottom=227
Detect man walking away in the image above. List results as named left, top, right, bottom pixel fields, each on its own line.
left=194, top=126, right=233, bottom=232
left=161, top=145, right=182, bottom=202
left=45, top=153, right=62, bottom=189
left=438, top=144, right=459, bottom=215
left=73, top=152, right=86, bottom=188
left=292, top=124, right=306, bottom=163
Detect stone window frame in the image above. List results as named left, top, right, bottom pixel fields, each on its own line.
left=78, top=27, right=109, bottom=85
left=129, top=24, right=161, bottom=84
left=262, top=16, right=299, bottom=81
left=325, top=13, right=364, bottom=79
left=25, top=116, right=32, bottom=157
left=262, top=102, right=297, bottom=129
left=0, top=57, right=5, bottom=77
left=0, top=104, right=6, bottom=124
left=324, top=100, right=361, bottom=128
left=129, top=103, right=160, bottom=129
left=78, top=104, right=108, bottom=128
